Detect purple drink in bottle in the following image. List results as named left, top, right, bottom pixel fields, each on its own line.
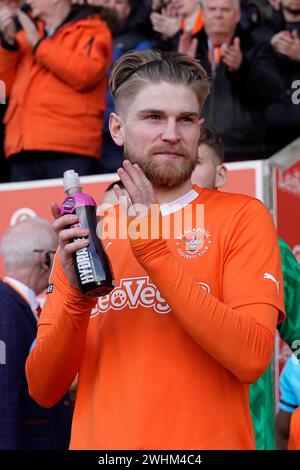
left=60, top=170, right=114, bottom=297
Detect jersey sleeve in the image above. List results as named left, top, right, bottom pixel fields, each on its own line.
left=222, top=198, right=285, bottom=321
left=26, top=250, right=97, bottom=407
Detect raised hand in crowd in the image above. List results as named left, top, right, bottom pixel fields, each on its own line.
left=178, top=30, right=198, bottom=57
left=150, top=2, right=179, bottom=38
left=16, top=8, right=40, bottom=47
left=0, top=1, right=18, bottom=45
left=271, top=29, right=300, bottom=62
left=221, top=37, right=243, bottom=71
left=268, top=0, right=281, bottom=10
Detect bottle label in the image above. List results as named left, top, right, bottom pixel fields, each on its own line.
left=75, top=246, right=95, bottom=284
left=62, top=196, right=76, bottom=213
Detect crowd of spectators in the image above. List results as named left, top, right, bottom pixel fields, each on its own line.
left=0, top=0, right=299, bottom=181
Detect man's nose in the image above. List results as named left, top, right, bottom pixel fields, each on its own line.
left=161, top=119, right=181, bottom=143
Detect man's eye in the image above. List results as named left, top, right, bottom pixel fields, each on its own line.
left=179, top=117, right=193, bottom=123
left=146, top=115, right=161, bottom=120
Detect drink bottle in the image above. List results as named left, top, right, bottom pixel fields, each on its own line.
left=60, top=169, right=114, bottom=296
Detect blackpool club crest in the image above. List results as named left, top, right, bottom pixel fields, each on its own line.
left=176, top=227, right=212, bottom=259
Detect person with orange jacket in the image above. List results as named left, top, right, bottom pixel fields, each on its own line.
left=0, top=0, right=112, bottom=181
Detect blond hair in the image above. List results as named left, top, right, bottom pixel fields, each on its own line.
left=109, top=49, right=210, bottom=113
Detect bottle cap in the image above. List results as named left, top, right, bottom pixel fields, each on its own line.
left=63, top=169, right=82, bottom=194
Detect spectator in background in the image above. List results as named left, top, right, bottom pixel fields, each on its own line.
left=0, top=0, right=112, bottom=181
left=251, top=238, right=300, bottom=449
left=101, top=178, right=123, bottom=204
left=276, top=354, right=300, bottom=449
left=150, top=0, right=203, bottom=51
left=254, top=0, right=300, bottom=154
left=0, top=218, right=72, bottom=449
left=179, top=0, right=284, bottom=161
left=0, top=102, right=7, bottom=182
left=98, top=0, right=153, bottom=173
left=288, top=406, right=300, bottom=449
left=191, top=125, right=227, bottom=189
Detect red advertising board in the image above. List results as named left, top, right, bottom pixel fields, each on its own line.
left=275, top=160, right=300, bottom=264
left=274, top=160, right=300, bottom=377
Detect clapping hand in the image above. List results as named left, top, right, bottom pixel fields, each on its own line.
left=0, top=1, right=18, bottom=45
left=114, top=160, right=155, bottom=219
left=271, top=30, right=300, bottom=62
left=178, top=31, right=198, bottom=58
left=16, top=8, right=40, bottom=47
left=222, top=37, right=243, bottom=72
left=150, top=3, right=179, bottom=39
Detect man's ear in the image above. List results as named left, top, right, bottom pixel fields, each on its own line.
left=109, top=112, right=125, bottom=147
left=40, top=251, right=51, bottom=272
left=215, top=164, right=228, bottom=189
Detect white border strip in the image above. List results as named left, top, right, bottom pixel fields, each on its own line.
left=0, top=173, right=120, bottom=192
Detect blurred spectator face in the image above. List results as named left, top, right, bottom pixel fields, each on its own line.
left=171, top=0, right=200, bottom=17
left=203, top=0, right=240, bottom=39
left=282, top=0, right=300, bottom=13
left=1, top=0, right=22, bottom=12
left=191, top=143, right=227, bottom=189
left=26, top=0, right=59, bottom=18
left=101, top=0, right=131, bottom=21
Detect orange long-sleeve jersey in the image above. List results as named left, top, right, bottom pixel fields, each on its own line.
left=26, top=187, right=285, bottom=449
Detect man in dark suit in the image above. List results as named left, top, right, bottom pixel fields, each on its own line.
left=0, top=217, right=72, bottom=449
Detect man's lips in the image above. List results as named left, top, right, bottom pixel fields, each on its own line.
left=153, top=151, right=185, bottom=157
left=153, top=153, right=184, bottom=159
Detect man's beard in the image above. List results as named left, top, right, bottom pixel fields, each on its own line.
left=283, top=5, right=300, bottom=15
left=123, top=143, right=198, bottom=188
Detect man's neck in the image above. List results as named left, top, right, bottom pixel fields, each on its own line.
left=44, top=4, right=72, bottom=32
left=209, top=33, right=232, bottom=46
left=283, top=7, right=300, bottom=22
left=154, top=179, right=194, bottom=205
left=5, top=270, right=38, bottom=295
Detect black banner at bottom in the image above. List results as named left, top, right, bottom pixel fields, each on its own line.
left=0, top=450, right=300, bottom=467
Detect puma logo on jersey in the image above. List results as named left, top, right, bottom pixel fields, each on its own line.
left=264, top=273, right=280, bottom=293
left=91, top=277, right=211, bottom=317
